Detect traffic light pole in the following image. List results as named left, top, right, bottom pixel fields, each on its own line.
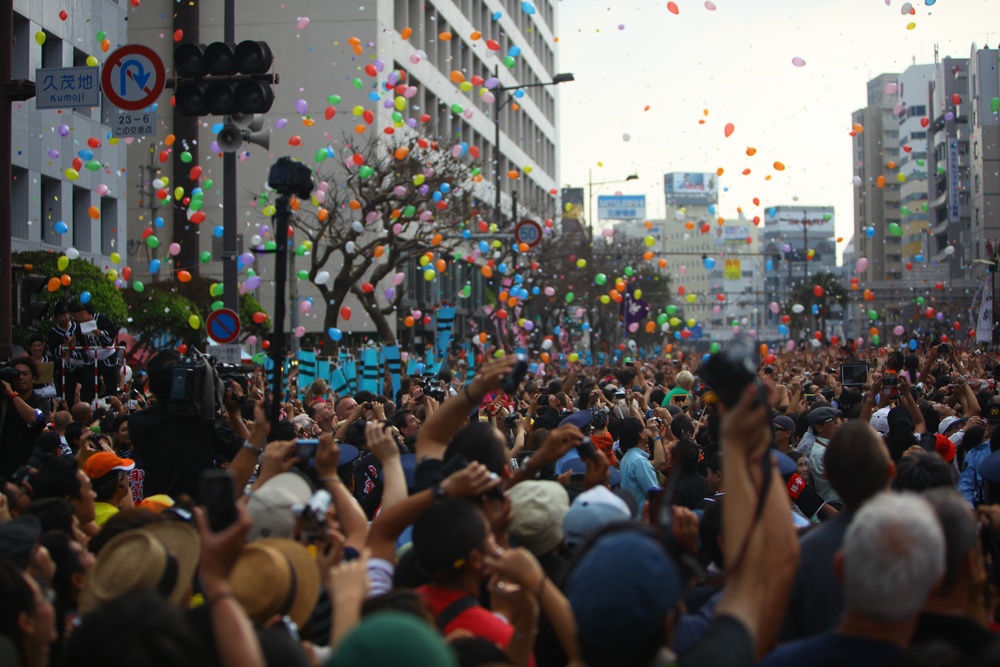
left=222, top=0, right=239, bottom=314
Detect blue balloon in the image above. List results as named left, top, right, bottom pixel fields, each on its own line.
left=462, top=229, right=471, bottom=239
left=514, top=89, right=525, bottom=99
left=909, top=339, right=918, bottom=350
left=509, top=46, right=522, bottom=57
left=765, top=260, right=773, bottom=272
left=497, top=263, right=507, bottom=274
left=432, top=191, right=442, bottom=202
left=581, top=323, right=590, bottom=331
left=478, top=241, right=489, bottom=253
left=914, top=254, right=924, bottom=263
left=191, top=188, right=204, bottom=196
left=708, top=204, right=716, bottom=215
left=812, top=304, right=819, bottom=314
left=80, top=291, right=92, bottom=304
left=54, top=221, right=68, bottom=234
left=702, top=354, right=711, bottom=363
left=149, top=259, right=161, bottom=274
left=767, top=207, right=777, bottom=218
left=865, top=226, right=875, bottom=238
left=528, top=363, right=538, bottom=374
left=154, top=217, right=164, bottom=228
left=492, top=10, right=502, bottom=20
left=328, top=327, right=343, bottom=341
left=531, top=286, right=540, bottom=295
left=440, top=183, right=451, bottom=194
left=704, top=257, right=716, bottom=270
left=521, top=1, right=536, bottom=15
left=777, top=324, right=789, bottom=336
left=213, top=225, right=224, bottom=238
left=514, top=274, right=524, bottom=284
left=553, top=326, right=561, bottom=335
left=368, top=91, right=380, bottom=102
left=211, top=123, right=224, bottom=134
left=674, top=331, right=682, bottom=340
left=78, top=149, right=94, bottom=161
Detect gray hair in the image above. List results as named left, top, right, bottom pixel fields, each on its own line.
left=921, top=488, right=979, bottom=595
left=843, top=492, right=945, bottom=622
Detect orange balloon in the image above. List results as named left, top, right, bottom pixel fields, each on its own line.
left=478, top=332, right=488, bottom=343
left=642, top=251, right=654, bottom=261
left=88, top=206, right=100, bottom=220
left=507, top=170, right=519, bottom=179
left=658, top=259, right=667, bottom=268
left=354, top=124, right=366, bottom=134
left=716, top=167, right=724, bottom=176
left=47, top=277, right=61, bottom=292
left=438, top=31, right=452, bottom=40
left=746, top=147, right=756, bottom=156
left=60, top=274, right=71, bottom=287
left=349, top=200, right=362, bottom=210
left=518, top=242, right=529, bottom=252
left=481, top=265, right=493, bottom=278
left=684, top=221, right=695, bottom=230
left=470, top=31, right=481, bottom=40
left=449, top=70, right=464, bottom=83
left=401, top=27, right=412, bottom=39
left=507, top=297, right=517, bottom=308
left=645, top=321, right=656, bottom=333
left=431, top=233, right=443, bottom=245
left=373, top=245, right=385, bottom=257
left=404, top=316, right=415, bottom=327
left=394, top=146, right=410, bottom=160
left=773, top=161, right=786, bottom=171
left=290, top=197, right=300, bottom=211
left=540, top=352, right=550, bottom=363
left=645, top=220, right=653, bottom=229
left=178, top=270, right=192, bottom=283
left=887, top=161, right=897, bottom=170
left=435, top=259, right=446, bottom=272
left=317, top=209, right=329, bottom=222
left=876, top=175, right=886, bottom=188
left=165, top=134, right=176, bottom=146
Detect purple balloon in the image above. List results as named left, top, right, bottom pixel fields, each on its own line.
left=418, top=184, right=430, bottom=196
left=240, top=252, right=255, bottom=265
left=295, top=99, right=308, bottom=114
left=58, top=124, right=70, bottom=137
left=484, top=77, right=499, bottom=89
left=387, top=71, right=399, bottom=86
left=944, top=112, right=955, bottom=121
left=936, top=312, right=945, bottom=321
left=383, top=99, right=394, bottom=109
left=48, top=149, right=59, bottom=159
left=406, top=118, right=418, bottom=128
left=275, top=118, right=288, bottom=129
left=374, top=58, right=385, bottom=72
left=384, top=287, right=395, bottom=300
left=246, top=276, right=262, bottom=290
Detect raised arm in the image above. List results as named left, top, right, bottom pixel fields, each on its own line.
left=315, top=434, right=369, bottom=553
left=415, top=354, right=518, bottom=462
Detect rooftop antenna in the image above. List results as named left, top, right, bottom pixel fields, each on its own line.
left=934, top=42, right=940, bottom=64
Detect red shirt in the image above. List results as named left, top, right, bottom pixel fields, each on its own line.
left=418, top=584, right=529, bottom=659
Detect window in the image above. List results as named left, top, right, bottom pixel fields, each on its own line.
left=12, top=13, right=29, bottom=79
left=12, top=167, right=28, bottom=239
left=41, top=177, right=62, bottom=245
left=41, top=32, right=62, bottom=69
left=100, top=198, right=117, bottom=256
left=73, top=187, right=92, bottom=253
left=211, top=233, right=244, bottom=258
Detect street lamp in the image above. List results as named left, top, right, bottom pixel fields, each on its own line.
left=493, top=69, right=574, bottom=226
left=587, top=171, right=638, bottom=238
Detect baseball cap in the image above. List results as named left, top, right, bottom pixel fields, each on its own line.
left=562, top=486, right=631, bottom=551
left=986, top=405, right=1000, bottom=423
left=807, top=406, right=840, bottom=428
left=559, top=410, right=593, bottom=430
left=507, top=481, right=570, bottom=556
left=560, top=457, right=622, bottom=488
left=933, top=434, right=956, bottom=463
left=82, top=452, right=135, bottom=479
left=773, top=415, right=796, bottom=432
left=247, top=472, right=313, bottom=541
left=938, top=416, right=965, bottom=435
left=567, top=529, right=684, bottom=643
left=869, top=407, right=891, bottom=435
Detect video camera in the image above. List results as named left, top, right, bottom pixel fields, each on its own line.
left=168, top=350, right=226, bottom=421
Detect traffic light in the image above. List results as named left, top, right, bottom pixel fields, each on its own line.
left=14, top=273, right=50, bottom=326
left=173, top=40, right=275, bottom=117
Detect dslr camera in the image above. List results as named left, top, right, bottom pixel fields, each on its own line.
left=168, top=350, right=226, bottom=421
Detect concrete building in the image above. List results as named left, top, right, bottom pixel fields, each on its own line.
left=10, top=0, right=128, bottom=273
left=968, top=44, right=1000, bottom=275
left=126, top=0, right=563, bottom=341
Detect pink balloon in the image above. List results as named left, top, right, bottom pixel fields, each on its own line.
left=246, top=336, right=257, bottom=345
left=786, top=340, right=796, bottom=351
left=393, top=272, right=405, bottom=285
left=168, top=242, right=181, bottom=256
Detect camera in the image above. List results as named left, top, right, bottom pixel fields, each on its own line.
left=504, top=413, right=521, bottom=429
left=697, top=335, right=762, bottom=408
left=294, top=489, right=332, bottom=542
left=169, top=350, right=226, bottom=421
left=0, top=365, right=21, bottom=385
left=216, top=363, right=250, bottom=395
left=883, top=375, right=898, bottom=387
left=268, top=156, right=315, bottom=199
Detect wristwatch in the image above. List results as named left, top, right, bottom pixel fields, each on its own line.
left=241, top=440, right=263, bottom=455
left=432, top=484, right=449, bottom=503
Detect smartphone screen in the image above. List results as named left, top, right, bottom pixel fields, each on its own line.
left=200, top=470, right=237, bottom=532
left=840, top=363, right=869, bottom=386
left=295, top=439, right=319, bottom=460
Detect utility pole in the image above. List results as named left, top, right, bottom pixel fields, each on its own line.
left=289, top=242, right=299, bottom=353
left=222, top=0, right=238, bottom=312
left=136, top=149, right=161, bottom=280
left=802, top=209, right=810, bottom=285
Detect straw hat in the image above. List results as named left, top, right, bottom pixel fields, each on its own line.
left=79, top=522, right=201, bottom=613
left=229, top=538, right=320, bottom=628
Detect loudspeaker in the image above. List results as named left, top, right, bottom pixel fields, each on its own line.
left=216, top=124, right=243, bottom=153
left=231, top=113, right=264, bottom=132
left=245, top=129, right=270, bottom=150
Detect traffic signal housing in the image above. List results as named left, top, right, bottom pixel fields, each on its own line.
left=13, top=271, right=50, bottom=326
left=173, top=40, right=275, bottom=117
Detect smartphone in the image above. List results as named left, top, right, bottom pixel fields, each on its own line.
left=295, top=439, right=319, bottom=460
left=200, top=470, right=237, bottom=532
left=127, top=399, right=139, bottom=410
left=883, top=375, right=898, bottom=387
left=578, top=436, right=597, bottom=460
left=501, top=357, right=528, bottom=394
left=839, top=363, right=869, bottom=387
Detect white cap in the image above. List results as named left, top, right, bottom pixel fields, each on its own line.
left=869, top=407, right=891, bottom=435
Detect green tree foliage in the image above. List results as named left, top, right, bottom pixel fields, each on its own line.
left=12, top=250, right=128, bottom=347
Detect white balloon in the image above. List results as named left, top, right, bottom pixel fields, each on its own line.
left=541, top=339, right=553, bottom=350
left=250, top=235, right=262, bottom=246
left=315, top=270, right=330, bottom=284
left=66, top=247, right=80, bottom=260
left=152, top=179, right=165, bottom=190
left=944, top=245, right=955, bottom=256
left=345, top=241, right=356, bottom=254
left=792, top=304, right=805, bottom=314
left=351, top=221, right=364, bottom=233
left=852, top=176, right=862, bottom=186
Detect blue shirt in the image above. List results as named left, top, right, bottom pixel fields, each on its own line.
left=620, top=446, right=658, bottom=516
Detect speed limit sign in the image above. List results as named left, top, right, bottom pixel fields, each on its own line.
left=514, top=219, right=543, bottom=248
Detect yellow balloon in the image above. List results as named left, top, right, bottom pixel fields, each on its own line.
left=188, top=315, right=201, bottom=329
left=419, top=255, right=430, bottom=266
left=524, top=165, right=533, bottom=174
left=106, top=269, right=118, bottom=280
left=669, top=317, right=681, bottom=326
left=35, top=31, right=46, bottom=45
left=86, top=55, right=99, bottom=67
left=633, top=289, right=642, bottom=299
left=576, top=259, right=587, bottom=268
left=423, top=269, right=435, bottom=281
left=685, top=294, right=697, bottom=303
left=568, top=352, right=579, bottom=362
left=173, top=187, right=185, bottom=200
left=644, top=235, right=655, bottom=247
left=600, top=295, right=610, bottom=304
left=110, top=252, right=121, bottom=264
left=65, top=168, right=79, bottom=181
left=57, top=256, right=69, bottom=271
left=687, top=318, right=696, bottom=327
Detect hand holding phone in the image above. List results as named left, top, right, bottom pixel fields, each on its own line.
left=200, top=470, right=237, bottom=532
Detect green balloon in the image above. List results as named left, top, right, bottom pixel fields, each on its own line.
left=210, top=283, right=224, bottom=296
left=352, top=78, right=363, bottom=89
left=450, top=103, right=464, bottom=114
left=315, top=148, right=328, bottom=162
left=264, top=241, right=277, bottom=251
left=916, top=296, right=925, bottom=305
left=391, top=111, right=403, bottom=123
left=656, top=313, right=668, bottom=325
left=871, top=334, right=880, bottom=346
left=710, top=342, right=721, bottom=354
left=504, top=55, right=515, bottom=69
left=247, top=269, right=256, bottom=277
left=146, top=236, right=159, bottom=248
left=565, top=292, right=574, bottom=303
left=85, top=160, right=101, bottom=171
left=624, top=266, right=634, bottom=276
left=867, top=310, right=878, bottom=320
left=252, top=352, right=266, bottom=364
left=359, top=165, right=374, bottom=179
left=296, top=270, right=309, bottom=280
left=666, top=305, right=677, bottom=315
left=887, top=223, right=903, bottom=236
left=211, top=300, right=224, bottom=310
left=200, top=251, right=212, bottom=263
left=594, top=273, right=607, bottom=285
left=180, top=151, right=193, bottom=163
left=189, top=199, right=202, bottom=212
left=132, top=280, right=144, bottom=292
left=461, top=285, right=471, bottom=297
left=991, top=97, right=1000, bottom=113
left=900, top=206, right=911, bottom=216
left=470, top=168, right=481, bottom=176
left=203, top=179, right=213, bottom=190
left=402, top=205, right=416, bottom=217
left=295, top=245, right=307, bottom=256
left=327, top=94, right=342, bottom=105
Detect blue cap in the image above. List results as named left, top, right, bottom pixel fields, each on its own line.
left=559, top=410, right=593, bottom=430
left=774, top=449, right=797, bottom=478
left=337, top=444, right=360, bottom=469
left=567, top=529, right=684, bottom=642
left=980, top=450, right=1000, bottom=485
left=561, top=457, right=622, bottom=488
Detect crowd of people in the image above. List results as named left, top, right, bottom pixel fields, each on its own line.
left=4, top=327, right=1000, bottom=667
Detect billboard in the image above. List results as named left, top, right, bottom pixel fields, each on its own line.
left=664, top=172, right=718, bottom=205
left=598, top=195, right=646, bottom=220
left=561, top=187, right=585, bottom=220
left=724, top=259, right=742, bottom=279
left=713, top=225, right=752, bottom=245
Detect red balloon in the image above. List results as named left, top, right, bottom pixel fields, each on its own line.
left=953, top=321, right=961, bottom=330
left=681, top=329, right=691, bottom=339
left=361, top=282, right=374, bottom=293
left=177, top=344, right=188, bottom=354
left=189, top=166, right=202, bottom=180
left=814, top=331, right=823, bottom=340
left=351, top=154, right=365, bottom=166
left=925, top=307, right=935, bottom=319
left=252, top=312, right=268, bottom=324
left=364, top=64, right=378, bottom=77
left=72, top=157, right=83, bottom=171
left=87, top=137, right=101, bottom=148
left=496, top=309, right=508, bottom=319
left=780, top=315, right=791, bottom=323
left=340, top=306, right=352, bottom=321
left=325, top=106, right=336, bottom=120
left=363, top=109, right=374, bottom=125
left=813, top=285, right=824, bottom=297
left=121, top=266, right=132, bottom=281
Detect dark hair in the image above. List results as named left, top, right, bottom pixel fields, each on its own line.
left=391, top=409, right=417, bottom=433
left=90, top=470, right=122, bottom=503
left=65, top=591, right=211, bottom=667
left=674, top=438, right=700, bottom=475
left=146, top=349, right=181, bottom=400
left=27, top=333, right=46, bottom=346
left=444, top=421, right=507, bottom=476
left=450, top=637, right=514, bottom=667
left=699, top=499, right=724, bottom=568
left=29, top=455, right=83, bottom=501
left=21, top=497, right=76, bottom=535
left=112, top=413, right=129, bottom=433
left=824, top=422, right=890, bottom=511
left=412, top=499, right=487, bottom=581
left=918, top=402, right=942, bottom=437
left=65, top=422, right=86, bottom=451
left=617, top=417, right=644, bottom=452
left=649, top=388, right=666, bottom=408
left=11, top=355, right=38, bottom=379
left=670, top=414, right=694, bottom=441
left=361, top=589, right=434, bottom=625
left=922, top=488, right=978, bottom=596
left=893, top=451, right=954, bottom=493
left=40, top=530, right=84, bottom=645
left=0, top=560, right=35, bottom=652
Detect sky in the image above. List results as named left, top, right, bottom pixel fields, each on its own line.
left=554, top=0, right=998, bottom=261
